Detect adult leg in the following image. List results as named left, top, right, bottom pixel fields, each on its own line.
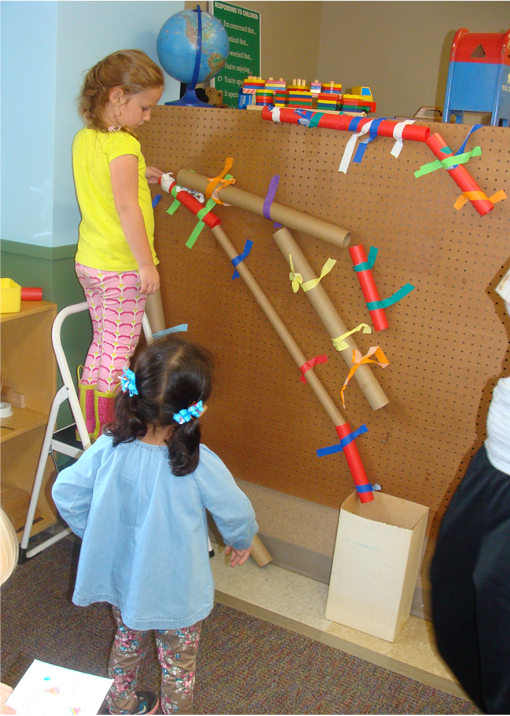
left=430, top=446, right=490, bottom=709
left=106, top=606, right=157, bottom=715
left=156, top=622, right=202, bottom=714
left=474, top=465, right=510, bottom=714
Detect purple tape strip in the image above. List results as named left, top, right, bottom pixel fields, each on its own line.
left=263, top=175, right=280, bottom=220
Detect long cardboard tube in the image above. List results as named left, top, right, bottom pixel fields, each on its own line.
left=210, top=223, right=374, bottom=502
left=176, top=169, right=351, bottom=249
left=144, top=239, right=273, bottom=562
left=273, top=227, right=389, bottom=411
left=144, top=290, right=166, bottom=333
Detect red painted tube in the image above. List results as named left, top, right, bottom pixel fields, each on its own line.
left=349, top=245, right=389, bottom=331
left=425, top=133, right=493, bottom=217
left=261, top=106, right=430, bottom=142
left=336, top=423, right=374, bottom=503
left=160, top=179, right=222, bottom=228
left=20, top=287, right=42, bottom=301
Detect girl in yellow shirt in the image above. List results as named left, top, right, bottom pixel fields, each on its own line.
left=73, top=50, right=165, bottom=440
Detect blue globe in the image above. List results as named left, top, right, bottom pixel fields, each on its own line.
left=157, top=9, right=229, bottom=85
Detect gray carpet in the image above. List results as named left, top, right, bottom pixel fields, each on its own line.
left=1, top=538, right=480, bottom=714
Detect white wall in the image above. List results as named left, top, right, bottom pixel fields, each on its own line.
left=1, top=0, right=183, bottom=248
left=316, top=2, right=510, bottom=118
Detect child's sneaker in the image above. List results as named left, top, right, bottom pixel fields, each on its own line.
left=109, top=691, right=159, bottom=715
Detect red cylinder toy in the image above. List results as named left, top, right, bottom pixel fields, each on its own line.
left=349, top=245, right=389, bottom=331
left=425, top=133, right=493, bottom=217
left=159, top=178, right=221, bottom=228
left=336, top=423, right=374, bottom=503
left=261, top=107, right=431, bottom=143
left=20, top=287, right=42, bottom=301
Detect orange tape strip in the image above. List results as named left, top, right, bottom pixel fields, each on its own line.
left=454, top=189, right=507, bottom=211
left=206, top=158, right=235, bottom=204
left=340, top=346, right=389, bottom=408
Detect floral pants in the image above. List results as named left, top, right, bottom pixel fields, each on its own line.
left=75, top=263, right=146, bottom=394
left=107, top=605, right=202, bottom=715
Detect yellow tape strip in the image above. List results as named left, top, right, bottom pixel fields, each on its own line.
left=332, top=323, right=372, bottom=352
left=454, top=189, right=507, bottom=211
left=206, top=158, right=235, bottom=204
left=340, top=346, right=389, bottom=408
left=289, top=255, right=303, bottom=293
left=301, top=258, right=336, bottom=292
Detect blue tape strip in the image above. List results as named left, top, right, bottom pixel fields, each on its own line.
left=367, top=283, right=415, bottom=310
left=316, top=424, right=368, bottom=457
left=152, top=324, right=188, bottom=339
left=231, top=239, right=254, bottom=279
left=354, top=246, right=378, bottom=272
left=449, top=124, right=483, bottom=169
left=152, top=194, right=162, bottom=208
left=348, top=117, right=363, bottom=132
left=295, top=109, right=314, bottom=126
left=353, top=118, right=388, bottom=164
left=356, top=483, right=373, bottom=494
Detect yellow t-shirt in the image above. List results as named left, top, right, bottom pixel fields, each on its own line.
left=73, top=128, right=159, bottom=271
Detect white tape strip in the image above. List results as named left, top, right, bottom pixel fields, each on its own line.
left=338, top=121, right=373, bottom=174
left=271, top=107, right=282, bottom=123
left=390, top=120, right=415, bottom=158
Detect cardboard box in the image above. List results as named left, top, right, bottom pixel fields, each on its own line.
left=326, top=492, right=429, bottom=642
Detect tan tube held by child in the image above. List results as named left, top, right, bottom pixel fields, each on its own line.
left=177, top=169, right=351, bottom=249
left=272, top=227, right=389, bottom=411
left=144, top=291, right=166, bottom=333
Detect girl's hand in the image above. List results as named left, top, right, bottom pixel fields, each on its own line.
left=145, top=166, right=164, bottom=184
left=224, top=545, right=251, bottom=567
left=139, top=264, right=160, bottom=295
left=0, top=683, right=16, bottom=714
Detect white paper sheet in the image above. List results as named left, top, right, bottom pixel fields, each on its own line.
left=6, top=659, right=113, bottom=716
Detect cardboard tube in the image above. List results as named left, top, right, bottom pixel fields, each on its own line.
left=273, top=227, right=389, bottom=411
left=425, top=133, right=493, bottom=217
left=177, top=169, right=351, bottom=249
left=261, top=106, right=431, bottom=142
left=210, top=223, right=374, bottom=502
left=20, top=287, right=42, bottom=301
left=349, top=245, right=389, bottom=331
left=144, top=291, right=166, bottom=333
left=250, top=534, right=273, bottom=567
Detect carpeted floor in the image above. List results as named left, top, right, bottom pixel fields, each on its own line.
left=1, top=538, right=480, bottom=715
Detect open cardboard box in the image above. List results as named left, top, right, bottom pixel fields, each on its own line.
left=326, top=491, right=429, bottom=642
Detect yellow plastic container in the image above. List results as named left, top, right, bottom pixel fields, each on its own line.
left=0, top=278, right=21, bottom=313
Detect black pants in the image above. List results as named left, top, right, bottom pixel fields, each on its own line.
left=430, top=445, right=510, bottom=714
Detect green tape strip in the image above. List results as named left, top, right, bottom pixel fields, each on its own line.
left=367, top=283, right=415, bottom=310
left=414, top=146, right=482, bottom=178
left=167, top=184, right=181, bottom=215
left=354, top=246, right=378, bottom=273
left=308, top=112, right=325, bottom=128
left=185, top=198, right=218, bottom=250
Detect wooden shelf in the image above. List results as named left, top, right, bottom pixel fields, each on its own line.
left=1, top=300, right=56, bottom=323
left=1, top=300, right=58, bottom=539
left=0, top=406, right=48, bottom=443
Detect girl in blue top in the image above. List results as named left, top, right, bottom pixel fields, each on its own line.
left=52, top=336, right=258, bottom=715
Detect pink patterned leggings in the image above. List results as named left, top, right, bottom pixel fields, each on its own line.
left=75, top=263, right=146, bottom=394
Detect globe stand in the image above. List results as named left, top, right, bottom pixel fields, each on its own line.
left=164, top=5, right=211, bottom=108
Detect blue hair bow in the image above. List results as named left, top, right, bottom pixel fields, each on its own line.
left=173, top=401, right=205, bottom=424
left=120, top=368, right=138, bottom=397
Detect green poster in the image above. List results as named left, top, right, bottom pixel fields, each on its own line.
left=212, top=1, right=261, bottom=107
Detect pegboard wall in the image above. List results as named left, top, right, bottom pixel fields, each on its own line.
left=138, top=108, right=510, bottom=538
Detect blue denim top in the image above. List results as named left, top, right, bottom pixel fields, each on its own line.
left=52, top=435, right=258, bottom=630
